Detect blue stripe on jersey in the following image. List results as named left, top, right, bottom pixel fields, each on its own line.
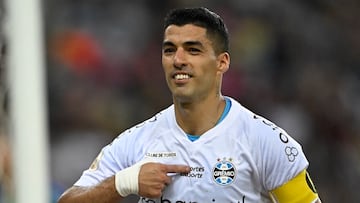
left=216, top=97, right=232, bottom=125
left=187, top=134, right=200, bottom=142
left=187, top=97, right=232, bottom=142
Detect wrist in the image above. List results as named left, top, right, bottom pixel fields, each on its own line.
left=114, top=159, right=150, bottom=197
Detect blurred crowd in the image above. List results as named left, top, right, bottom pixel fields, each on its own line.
left=1, top=0, right=360, bottom=202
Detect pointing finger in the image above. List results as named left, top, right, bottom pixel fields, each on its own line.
left=163, top=164, right=190, bottom=174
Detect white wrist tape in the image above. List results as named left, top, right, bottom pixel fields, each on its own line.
left=114, top=159, right=151, bottom=197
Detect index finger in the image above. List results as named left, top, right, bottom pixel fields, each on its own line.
left=163, top=164, right=190, bottom=174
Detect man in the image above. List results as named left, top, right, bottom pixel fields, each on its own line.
left=58, top=7, right=321, bottom=203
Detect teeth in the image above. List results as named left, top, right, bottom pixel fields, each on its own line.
left=175, top=74, right=190, bottom=80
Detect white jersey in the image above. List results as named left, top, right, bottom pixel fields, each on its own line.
left=75, top=97, right=308, bottom=203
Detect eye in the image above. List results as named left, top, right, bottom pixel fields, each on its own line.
left=163, top=47, right=176, bottom=54
left=188, top=47, right=201, bottom=55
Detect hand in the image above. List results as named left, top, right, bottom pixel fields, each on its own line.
left=138, top=162, right=190, bottom=198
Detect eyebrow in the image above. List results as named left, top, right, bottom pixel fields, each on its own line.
left=162, top=41, right=175, bottom=48
left=162, top=40, right=205, bottom=49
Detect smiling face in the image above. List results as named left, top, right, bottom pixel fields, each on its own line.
left=162, top=24, right=229, bottom=103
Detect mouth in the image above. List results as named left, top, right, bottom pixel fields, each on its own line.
left=174, top=73, right=191, bottom=80
left=170, top=71, right=193, bottom=85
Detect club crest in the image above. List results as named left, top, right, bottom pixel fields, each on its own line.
left=212, top=158, right=236, bottom=186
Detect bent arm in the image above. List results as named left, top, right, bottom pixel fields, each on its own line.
left=57, top=162, right=190, bottom=203
left=269, top=170, right=321, bottom=203
left=58, top=176, right=123, bottom=203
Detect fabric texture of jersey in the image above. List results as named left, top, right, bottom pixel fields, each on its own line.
left=74, top=97, right=309, bottom=203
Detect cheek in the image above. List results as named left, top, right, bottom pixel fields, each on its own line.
left=202, top=61, right=218, bottom=76
left=201, top=62, right=220, bottom=85
left=162, top=59, right=169, bottom=73
left=162, top=59, right=172, bottom=84
left=162, top=57, right=172, bottom=70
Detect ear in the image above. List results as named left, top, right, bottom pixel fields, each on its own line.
left=217, top=52, right=230, bottom=74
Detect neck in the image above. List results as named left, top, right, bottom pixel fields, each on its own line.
left=174, top=94, right=225, bottom=136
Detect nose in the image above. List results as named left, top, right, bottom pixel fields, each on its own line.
left=173, top=48, right=187, bottom=69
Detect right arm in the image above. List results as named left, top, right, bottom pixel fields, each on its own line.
left=57, top=162, right=191, bottom=203
left=58, top=175, right=123, bottom=203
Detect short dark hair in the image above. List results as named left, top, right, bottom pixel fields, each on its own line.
left=164, top=7, right=229, bottom=54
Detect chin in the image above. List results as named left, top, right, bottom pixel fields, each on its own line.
left=172, top=93, right=193, bottom=103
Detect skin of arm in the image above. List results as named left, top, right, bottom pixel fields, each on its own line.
left=57, top=162, right=190, bottom=203
left=58, top=176, right=123, bottom=203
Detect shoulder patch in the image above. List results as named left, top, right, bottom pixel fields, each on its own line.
left=89, top=150, right=104, bottom=171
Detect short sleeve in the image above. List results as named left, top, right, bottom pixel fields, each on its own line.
left=251, top=114, right=309, bottom=191
left=73, top=131, right=134, bottom=187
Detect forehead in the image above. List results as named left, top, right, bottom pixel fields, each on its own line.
left=163, top=24, right=210, bottom=45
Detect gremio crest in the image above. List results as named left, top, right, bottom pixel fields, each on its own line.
left=212, top=158, right=236, bottom=186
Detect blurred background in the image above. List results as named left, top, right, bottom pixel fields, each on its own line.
left=1, top=0, right=360, bottom=202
